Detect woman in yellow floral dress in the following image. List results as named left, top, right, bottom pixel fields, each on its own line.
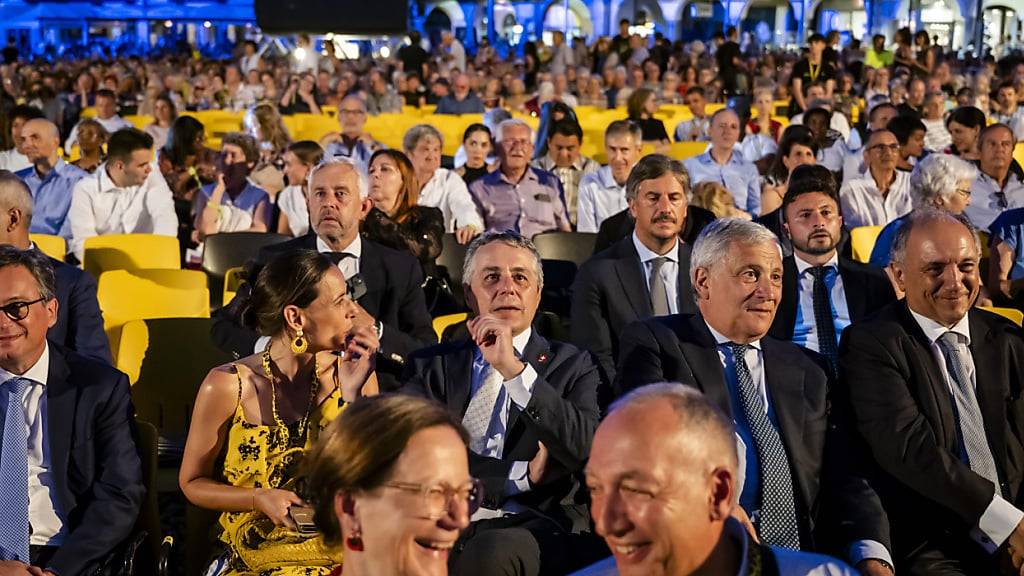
left=180, top=250, right=379, bottom=575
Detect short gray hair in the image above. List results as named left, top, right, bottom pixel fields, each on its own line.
left=0, top=244, right=56, bottom=302
left=890, top=206, right=980, bottom=265
left=690, top=218, right=780, bottom=293
left=403, top=124, right=443, bottom=153
left=462, top=231, right=544, bottom=287
left=625, top=154, right=690, bottom=201
left=495, top=118, right=535, bottom=145
left=909, top=153, right=977, bottom=209
left=0, top=170, right=32, bottom=225
left=307, top=157, right=368, bottom=199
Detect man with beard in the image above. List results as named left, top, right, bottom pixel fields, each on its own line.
left=571, top=154, right=698, bottom=385
left=194, top=132, right=271, bottom=239
left=769, top=165, right=895, bottom=376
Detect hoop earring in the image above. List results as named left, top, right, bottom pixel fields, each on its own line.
left=290, top=329, right=308, bottom=354
left=345, top=530, right=364, bottom=552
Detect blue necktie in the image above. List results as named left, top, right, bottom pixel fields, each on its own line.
left=0, top=377, right=30, bottom=562
left=809, top=266, right=839, bottom=377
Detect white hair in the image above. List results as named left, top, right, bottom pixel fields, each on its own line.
left=307, top=157, right=368, bottom=199
left=910, top=153, right=978, bottom=209
left=689, top=218, right=780, bottom=294
left=494, top=118, right=536, bottom=145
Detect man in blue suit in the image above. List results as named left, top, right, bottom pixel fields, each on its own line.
left=0, top=245, right=142, bottom=574
left=0, top=171, right=110, bottom=363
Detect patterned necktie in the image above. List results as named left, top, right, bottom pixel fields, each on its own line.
left=0, top=377, right=30, bottom=562
left=462, top=362, right=504, bottom=456
left=728, top=344, right=802, bottom=550
left=937, top=332, right=1000, bottom=487
left=809, top=266, right=839, bottom=377
left=649, top=257, right=671, bottom=316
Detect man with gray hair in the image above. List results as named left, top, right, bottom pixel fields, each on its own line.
left=401, top=230, right=605, bottom=576
left=435, top=72, right=485, bottom=115
left=841, top=208, right=1024, bottom=574
left=323, top=95, right=381, bottom=171
left=683, top=108, right=761, bottom=215
left=617, top=218, right=893, bottom=572
left=469, top=119, right=571, bottom=238
left=211, top=158, right=435, bottom=391
left=15, top=118, right=87, bottom=239
left=576, top=120, right=643, bottom=233
left=571, top=154, right=698, bottom=384
left=575, top=383, right=857, bottom=575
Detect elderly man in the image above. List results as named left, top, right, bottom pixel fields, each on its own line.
left=469, top=119, right=570, bottom=238
left=683, top=108, right=761, bottom=215
left=922, top=92, right=952, bottom=152
left=841, top=209, right=1024, bottom=575
left=0, top=106, right=44, bottom=173
left=577, top=120, right=643, bottom=234
left=576, top=384, right=857, bottom=576
left=532, top=120, right=599, bottom=227
left=0, top=246, right=141, bottom=574
left=966, top=123, right=1024, bottom=231
left=211, top=158, right=435, bottom=391
left=67, top=128, right=177, bottom=261
left=617, top=218, right=894, bottom=572
left=63, top=89, right=131, bottom=151
left=323, top=95, right=381, bottom=172
left=770, top=165, right=895, bottom=375
left=401, top=231, right=605, bottom=576
left=839, top=129, right=912, bottom=228
left=15, top=119, right=87, bottom=239
left=404, top=124, right=483, bottom=243
left=572, top=154, right=698, bottom=385
left=435, top=73, right=485, bottom=115
left=0, top=171, right=110, bottom=362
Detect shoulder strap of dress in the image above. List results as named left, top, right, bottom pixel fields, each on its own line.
left=231, top=363, right=243, bottom=407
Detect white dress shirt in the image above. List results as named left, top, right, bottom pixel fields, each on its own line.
left=922, top=119, right=952, bottom=152
left=674, top=117, right=710, bottom=142
left=632, top=232, right=679, bottom=314
left=908, top=309, right=1024, bottom=553
left=839, top=169, right=912, bottom=228
left=576, top=166, right=627, bottom=233
left=793, top=252, right=850, bottom=353
left=418, top=168, right=484, bottom=232
left=966, top=169, right=1024, bottom=232
left=68, top=162, right=179, bottom=260
left=0, top=343, right=65, bottom=546
left=0, top=148, right=32, bottom=172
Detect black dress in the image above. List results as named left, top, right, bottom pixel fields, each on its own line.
left=635, top=117, right=669, bottom=142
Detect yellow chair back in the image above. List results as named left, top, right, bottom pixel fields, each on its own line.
left=116, top=319, right=150, bottom=385
left=669, top=141, right=708, bottom=160
left=223, top=266, right=245, bottom=306
left=83, top=234, right=180, bottom=278
left=30, top=234, right=66, bottom=261
left=433, top=313, right=468, bottom=341
left=978, top=306, right=1024, bottom=327
left=97, top=269, right=210, bottom=331
left=849, top=226, right=884, bottom=263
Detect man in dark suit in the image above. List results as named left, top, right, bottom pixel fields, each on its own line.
left=401, top=231, right=605, bottom=576
left=0, top=246, right=142, bottom=574
left=211, top=158, right=435, bottom=390
left=0, top=171, right=110, bottom=363
left=841, top=208, right=1024, bottom=575
left=617, top=217, right=894, bottom=573
left=571, top=154, right=699, bottom=385
left=769, top=164, right=894, bottom=375
left=592, top=202, right=715, bottom=255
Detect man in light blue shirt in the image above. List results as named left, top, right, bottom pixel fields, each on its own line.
left=683, top=108, right=761, bottom=215
left=15, top=118, right=87, bottom=240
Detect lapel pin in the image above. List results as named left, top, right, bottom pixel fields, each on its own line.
left=537, top=353, right=549, bottom=363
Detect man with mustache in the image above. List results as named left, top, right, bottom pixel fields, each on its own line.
left=571, top=154, right=698, bottom=385
left=840, top=209, right=1024, bottom=575
left=616, top=218, right=893, bottom=573
left=401, top=231, right=605, bottom=576
left=769, top=165, right=895, bottom=376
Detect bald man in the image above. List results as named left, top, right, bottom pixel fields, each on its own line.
left=15, top=118, right=88, bottom=239
left=683, top=109, right=762, bottom=215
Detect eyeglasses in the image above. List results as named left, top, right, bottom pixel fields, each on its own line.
left=0, top=297, right=46, bottom=322
left=339, top=109, right=366, bottom=116
left=955, top=187, right=972, bottom=199
left=383, top=478, right=484, bottom=520
left=868, top=143, right=901, bottom=153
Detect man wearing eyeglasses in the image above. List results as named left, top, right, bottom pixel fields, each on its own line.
left=401, top=231, right=605, bottom=576
left=469, top=119, right=571, bottom=239
left=0, top=245, right=142, bottom=575
left=966, top=123, right=1024, bottom=232
left=323, top=95, right=381, bottom=173
left=838, top=129, right=913, bottom=229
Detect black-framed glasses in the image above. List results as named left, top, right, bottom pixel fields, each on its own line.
left=383, top=478, right=484, bottom=520
left=1, top=297, right=46, bottom=322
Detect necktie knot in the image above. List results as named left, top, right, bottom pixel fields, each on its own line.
left=649, top=256, right=668, bottom=271
left=326, top=252, right=355, bottom=265
left=2, top=378, right=28, bottom=397
left=808, top=265, right=834, bottom=282
left=728, top=342, right=750, bottom=361
left=938, top=331, right=963, bottom=350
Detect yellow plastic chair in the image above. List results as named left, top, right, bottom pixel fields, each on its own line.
left=669, top=141, right=709, bottom=160
left=978, top=306, right=1024, bottom=327
left=433, top=313, right=468, bottom=341
left=124, top=115, right=154, bottom=130
left=83, top=234, right=180, bottom=278
left=849, top=226, right=884, bottom=263
left=222, top=266, right=245, bottom=306
left=1015, top=143, right=1024, bottom=169
left=30, top=234, right=66, bottom=261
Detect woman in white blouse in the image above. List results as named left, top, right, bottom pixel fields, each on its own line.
left=403, top=124, right=483, bottom=244
left=276, top=140, right=323, bottom=237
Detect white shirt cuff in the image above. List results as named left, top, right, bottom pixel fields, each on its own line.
left=504, top=363, right=537, bottom=409
left=971, top=494, right=1024, bottom=553
left=254, top=336, right=271, bottom=354
left=848, top=540, right=894, bottom=570
left=506, top=460, right=531, bottom=495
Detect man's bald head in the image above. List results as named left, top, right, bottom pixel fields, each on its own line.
left=20, top=118, right=60, bottom=165
left=0, top=170, right=33, bottom=248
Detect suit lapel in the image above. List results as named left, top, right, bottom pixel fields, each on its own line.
left=506, top=333, right=552, bottom=434
left=677, top=315, right=734, bottom=418
left=613, top=238, right=652, bottom=317
left=776, top=256, right=799, bottom=340
left=839, top=258, right=868, bottom=321
left=898, top=304, right=960, bottom=450
left=357, top=238, right=385, bottom=314
left=761, top=338, right=807, bottom=462
left=676, top=242, right=696, bottom=313
left=969, top=310, right=1009, bottom=483
left=444, top=341, right=476, bottom=417
left=45, top=348, right=74, bottom=514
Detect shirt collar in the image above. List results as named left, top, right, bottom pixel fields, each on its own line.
left=97, top=163, right=131, bottom=193
left=909, top=307, right=972, bottom=346
left=794, top=251, right=839, bottom=275
left=705, top=319, right=763, bottom=351
left=316, top=233, right=362, bottom=259
left=631, top=230, right=678, bottom=263
left=0, top=341, right=49, bottom=387
left=497, top=166, right=538, bottom=185
left=700, top=148, right=740, bottom=166
left=542, top=155, right=588, bottom=172
left=598, top=165, right=623, bottom=189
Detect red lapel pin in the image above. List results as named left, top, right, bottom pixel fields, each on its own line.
left=537, top=353, right=549, bottom=363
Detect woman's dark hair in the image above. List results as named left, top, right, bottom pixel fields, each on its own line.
left=945, top=106, right=986, bottom=131
left=161, top=115, right=206, bottom=166
left=462, top=123, right=491, bottom=144
left=767, top=124, right=819, bottom=182
left=287, top=140, right=324, bottom=167
left=627, top=88, right=656, bottom=120
left=303, top=394, right=469, bottom=547
left=155, top=93, right=178, bottom=124
left=240, top=250, right=334, bottom=337
left=369, top=149, right=419, bottom=222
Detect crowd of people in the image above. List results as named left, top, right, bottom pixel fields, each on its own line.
left=3, top=18, right=1024, bottom=576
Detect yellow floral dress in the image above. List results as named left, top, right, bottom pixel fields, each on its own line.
left=216, top=364, right=344, bottom=576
